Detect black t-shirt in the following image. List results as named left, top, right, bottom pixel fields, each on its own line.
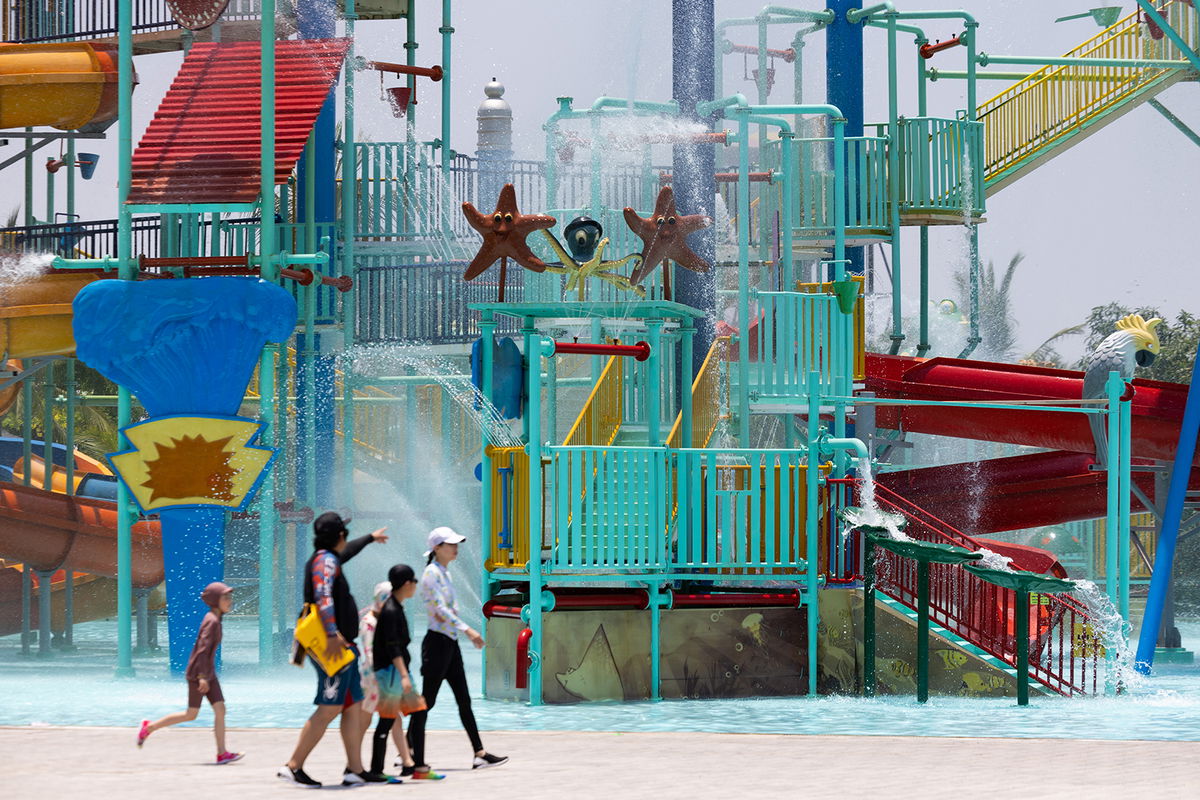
left=373, top=595, right=411, bottom=671
left=303, top=534, right=374, bottom=643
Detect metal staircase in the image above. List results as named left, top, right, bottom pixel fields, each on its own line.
left=981, top=3, right=1200, bottom=195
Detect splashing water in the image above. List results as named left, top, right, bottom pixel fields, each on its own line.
left=346, top=343, right=523, bottom=448
left=0, top=252, right=54, bottom=285
left=841, top=457, right=907, bottom=540
left=1071, top=578, right=1145, bottom=693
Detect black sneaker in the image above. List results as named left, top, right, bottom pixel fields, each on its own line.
left=472, top=752, right=509, bottom=770
left=357, top=771, right=390, bottom=784
left=399, top=765, right=415, bottom=777
left=277, top=765, right=322, bottom=787
left=341, top=770, right=368, bottom=787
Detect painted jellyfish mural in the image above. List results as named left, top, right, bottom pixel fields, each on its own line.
left=72, top=277, right=297, bottom=670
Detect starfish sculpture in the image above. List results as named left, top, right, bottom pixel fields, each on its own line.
left=539, top=231, right=646, bottom=299
left=461, top=183, right=556, bottom=282
left=622, top=185, right=712, bottom=287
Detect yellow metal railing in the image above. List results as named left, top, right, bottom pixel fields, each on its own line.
left=485, top=445, right=532, bottom=570
left=560, top=354, right=624, bottom=447
left=979, top=4, right=1199, bottom=186
left=667, top=336, right=730, bottom=449
left=796, top=277, right=866, bottom=380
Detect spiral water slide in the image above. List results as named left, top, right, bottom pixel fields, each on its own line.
left=0, top=272, right=163, bottom=636
left=866, top=354, right=1197, bottom=541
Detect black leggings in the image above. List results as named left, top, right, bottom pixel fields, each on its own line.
left=371, top=717, right=396, bottom=775
left=407, top=631, right=483, bottom=766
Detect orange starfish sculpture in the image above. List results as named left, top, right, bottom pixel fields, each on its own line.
left=461, top=183, right=557, bottom=281
left=622, top=185, right=711, bottom=287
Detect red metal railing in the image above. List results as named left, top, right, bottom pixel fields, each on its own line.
left=831, top=479, right=1104, bottom=697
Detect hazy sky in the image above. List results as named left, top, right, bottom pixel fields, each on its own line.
left=8, top=1, right=1197, bottom=363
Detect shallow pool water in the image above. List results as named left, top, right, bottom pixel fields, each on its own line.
left=3, top=617, right=1200, bottom=741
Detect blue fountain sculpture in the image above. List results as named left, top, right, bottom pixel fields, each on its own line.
left=73, top=277, right=297, bottom=670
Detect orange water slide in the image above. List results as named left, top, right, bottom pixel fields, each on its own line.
left=0, top=42, right=127, bottom=130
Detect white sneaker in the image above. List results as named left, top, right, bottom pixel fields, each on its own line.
left=473, top=752, right=509, bottom=770
left=341, top=771, right=367, bottom=787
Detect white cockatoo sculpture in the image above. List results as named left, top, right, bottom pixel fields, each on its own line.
left=1081, top=313, right=1162, bottom=466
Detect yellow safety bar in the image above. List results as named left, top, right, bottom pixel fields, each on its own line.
left=666, top=336, right=730, bottom=449
left=796, top=276, right=866, bottom=381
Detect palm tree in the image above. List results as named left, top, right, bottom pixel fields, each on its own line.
left=1, top=362, right=122, bottom=460
left=955, top=252, right=1023, bottom=361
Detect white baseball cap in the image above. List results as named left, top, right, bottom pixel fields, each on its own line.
left=426, top=526, right=466, bottom=554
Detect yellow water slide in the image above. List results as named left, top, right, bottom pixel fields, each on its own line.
left=0, top=42, right=125, bottom=130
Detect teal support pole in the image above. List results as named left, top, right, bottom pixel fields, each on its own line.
left=64, top=360, right=76, bottom=648
left=440, top=0, right=453, bottom=175
left=863, top=533, right=876, bottom=697
left=958, top=21, right=982, bottom=358
left=680, top=322, right=694, bottom=448
left=45, top=159, right=55, bottom=228
left=1015, top=589, right=1030, bottom=706
left=650, top=582, right=662, bottom=701
left=341, top=0, right=358, bottom=499
left=115, top=0, right=135, bottom=679
left=916, top=559, right=930, bottom=703
left=21, top=564, right=32, bottom=656
left=647, top=320, right=663, bottom=445
left=546, top=353, right=557, bottom=445
left=42, top=362, right=54, bottom=491
left=805, top=371, right=821, bottom=697
left=735, top=110, right=751, bottom=446
left=66, top=138, right=76, bottom=227
left=885, top=11, right=903, bottom=355
left=1105, top=371, right=1122, bottom=610
left=257, top=0, right=279, bottom=665
left=24, top=128, right=34, bottom=226
left=1148, top=99, right=1200, bottom=149
left=525, top=333, right=548, bottom=705
left=405, top=1, right=417, bottom=127
left=916, top=25, right=928, bottom=359
left=1119, top=393, right=1132, bottom=622
left=479, top=314, right=496, bottom=696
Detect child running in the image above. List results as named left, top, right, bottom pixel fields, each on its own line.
left=407, top=527, right=507, bottom=775
left=370, top=564, right=421, bottom=780
left=136, top=582, right=243, bottom=765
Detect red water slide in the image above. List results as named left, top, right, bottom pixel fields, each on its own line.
left=865, top=354, right=1194, bottom=464
left=865, top=353, right=1198, bottom=537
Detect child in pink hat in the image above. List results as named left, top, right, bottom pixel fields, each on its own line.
left=136, top=581, right=243, bottom=765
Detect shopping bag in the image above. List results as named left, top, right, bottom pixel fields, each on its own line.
left=294, top=603, right=355, bottom=676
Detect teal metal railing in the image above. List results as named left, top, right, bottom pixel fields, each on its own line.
left=672, top=448, right=816, bottom=572
left=751, top=291, right=853, bottom=402
left=545, top=445, right=823, bottom=576
left=793, top=135, right=890, bottom=235
left=550, top=445, right=669, bottom=572
left=896, top=116, right=985, bottom=216
left=354, top=140, right=447, bottom=239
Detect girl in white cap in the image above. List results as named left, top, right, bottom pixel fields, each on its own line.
left=407, top=526, right=508, bottom=777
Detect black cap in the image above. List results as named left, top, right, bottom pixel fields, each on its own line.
left=314, top=511, right=348, bottom=537
left=388, top=564, right=416, bottom=589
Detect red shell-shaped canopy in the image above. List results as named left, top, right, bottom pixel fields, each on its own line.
left=167, top=0, right=231, bottom=31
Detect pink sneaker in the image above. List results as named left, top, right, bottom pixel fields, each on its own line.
left=216, top=751, right=244, bottom=765
left=136, top=720, right=151, bottom=748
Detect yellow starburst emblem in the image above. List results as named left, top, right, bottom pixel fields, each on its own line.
left=109, top=415, right=275, bottom=513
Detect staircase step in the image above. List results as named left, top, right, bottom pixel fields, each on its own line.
left=874, top=593, right=1030, bottom=687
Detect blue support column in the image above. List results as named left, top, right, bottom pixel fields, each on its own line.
left=826, top=1, right=864, bottom=275
left=672, top=0, right=717, bottom=373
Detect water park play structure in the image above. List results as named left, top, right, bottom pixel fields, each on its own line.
left=0, top=0, right=1197, bottom=712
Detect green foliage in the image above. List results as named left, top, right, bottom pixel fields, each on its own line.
left=954, top=253, right=1023, bottom=362
left=1075, top=303, right=1200, bottom=384
left=0, top=362, right=121, bottom=461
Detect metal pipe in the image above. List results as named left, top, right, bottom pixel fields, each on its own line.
left=928, top=69, right=1033, bottom=81
left=886, top=12, right=903, bottom=354
left=589, top=96, right=680, bottom=114
left=366, top=60, right=443, bottom=80
left=341, top=0, right=359, bottom=501
left=976, top=53, right=1194, bottom=70
left=646, top=321, right=663, bottom=445
left=440, top=0, right=452, bottom=173
left=726, top=43, right=797, bottom=61
left=115, top=0, right=134, bottom=679
left=525, top=334, right=551, bottom=705
left=551, top=341, right=651, bottom=361
left=920, top=35, right=961, bottom=59
left=805, top=370, right=821, bottom=697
